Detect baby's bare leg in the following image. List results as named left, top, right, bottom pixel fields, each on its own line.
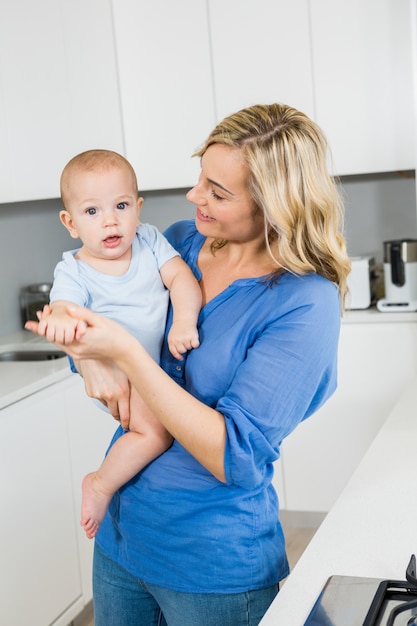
left=81, top=388, right=173, bottom=539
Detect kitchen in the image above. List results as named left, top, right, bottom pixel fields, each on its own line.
left=1, top=1, right=417, bottom=625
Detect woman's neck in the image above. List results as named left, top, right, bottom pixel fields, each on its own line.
left=198, top=238, right=279, bottom=305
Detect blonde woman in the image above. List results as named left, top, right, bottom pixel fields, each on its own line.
left=28, top=103, right=351, bottom=626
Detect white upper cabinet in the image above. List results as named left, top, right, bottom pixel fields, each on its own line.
left=0, top=0, right=123, bottom=204
left=111, top=0, right=216, bottom=191
left=208, top=0, right=315, bottom=122
left=208, top=0, right=415, bottom=176
left=0, top=0, right=414, bottom=202
left=111, top=0, right=314, bottom=191
left=310, top=0, right=415, bottom=175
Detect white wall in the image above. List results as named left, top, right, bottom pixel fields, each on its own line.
left=0, top=172, right=415, bottom=337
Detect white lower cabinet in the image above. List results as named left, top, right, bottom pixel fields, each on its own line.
left=64, top=375, right=117, bottom=604
left=0, top=381, right=81, bottom=626
left=0, top=374, right=116, bottom=626
left=278, top=318, right=417, bottom=513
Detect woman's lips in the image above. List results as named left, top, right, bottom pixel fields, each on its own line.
left=196, top=207, right=215, bottom=222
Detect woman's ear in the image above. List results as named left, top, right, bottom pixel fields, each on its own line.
left=59, top=210, right=79, bottom=239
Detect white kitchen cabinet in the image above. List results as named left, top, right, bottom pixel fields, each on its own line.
left=208, top=0, right=315, bottom=123
left=310, top=0, right=415, bottom=175
left=111, top=0, right=315, bottom=191
left=0, top=372, right=116, bottom=625
left=209, top=0, right=415, bottom=176
left=64, top=375, right=117, bottom=603
left=0, top=0, right=123, bottom=204
left=0, top=0, right=413, bottom=202
left=0, top=381, right=82, bottom=626
left=280, top=317, right=417, bottom=512
left=111, top=0, right=216, bottom=191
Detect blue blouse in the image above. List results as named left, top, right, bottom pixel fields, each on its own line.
left=96, top=219, right=341, bottom=593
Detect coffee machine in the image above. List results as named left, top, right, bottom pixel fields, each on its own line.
left=377, top=239, right=417, bottom=312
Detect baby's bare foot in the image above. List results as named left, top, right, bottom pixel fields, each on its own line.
left=81, top=472, right=113, bottom=539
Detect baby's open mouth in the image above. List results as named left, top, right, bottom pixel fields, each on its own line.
left=103, top=235, right=121, bottom=247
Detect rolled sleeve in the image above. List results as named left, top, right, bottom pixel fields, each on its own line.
left=218, top=294, right=340, bottom=489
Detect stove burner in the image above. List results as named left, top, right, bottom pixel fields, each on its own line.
left=363, top=555, right=417, bottom=626
left=304, top=554, right=417, bottom=626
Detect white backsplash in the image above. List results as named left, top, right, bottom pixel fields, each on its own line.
left=0, top=173, right=415, bottom=337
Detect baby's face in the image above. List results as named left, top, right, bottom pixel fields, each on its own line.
left=61, top=166, right=142, bottom=262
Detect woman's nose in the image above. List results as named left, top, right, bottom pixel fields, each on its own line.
left=187, top=183, right=204, bottom=205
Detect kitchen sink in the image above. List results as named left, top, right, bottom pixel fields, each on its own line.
left=0, top=344, right=66, bottom=362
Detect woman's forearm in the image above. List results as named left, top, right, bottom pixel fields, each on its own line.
left=117, top=339, right=227, bottom=482
left=27, top=307, right=226, bottom=481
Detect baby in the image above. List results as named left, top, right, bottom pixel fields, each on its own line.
left=35, top=149, right=201, bottom=538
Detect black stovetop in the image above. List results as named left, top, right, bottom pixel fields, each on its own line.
left=303, top=555, right=417, bottom=626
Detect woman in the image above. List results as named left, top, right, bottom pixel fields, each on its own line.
left=28, top=103, right=351, bottom=626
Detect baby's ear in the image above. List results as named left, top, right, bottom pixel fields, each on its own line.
left=59, top=210, right=79, bottom=239
left=137, top=196, right=144, bottom=218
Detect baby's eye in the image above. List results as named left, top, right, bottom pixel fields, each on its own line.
left=117, top=202, right=128, bottom=210
left=86, top=207, right=97, bottom=215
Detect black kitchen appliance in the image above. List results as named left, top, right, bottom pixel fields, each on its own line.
left=20, top=283, right=52, bottom=326
left=304, top=555, right=417, bottom=626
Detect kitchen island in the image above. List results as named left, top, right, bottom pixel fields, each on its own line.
left=260, top=376, right=417, bottom=624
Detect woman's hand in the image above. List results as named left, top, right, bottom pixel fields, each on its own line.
left=26, top=305, right=133, bottom=428
left=26, top=305, right=129, bottom=361
left=77, top=359, right=131, bottom=429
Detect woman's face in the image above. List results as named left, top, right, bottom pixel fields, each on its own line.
left=186, top=144, right=265, bottom=243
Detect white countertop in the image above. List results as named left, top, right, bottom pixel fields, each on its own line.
left=0, top=330, right=71, bottom=410
left=343, top=306, right=417, bottom=323
left=260, top=376, right=417, bottom=624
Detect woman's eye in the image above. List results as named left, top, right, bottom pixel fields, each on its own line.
left=86, top=207, right=97, bottom=215
left=117, top=202, right=128, bottom=210
left=211, top=189, right=224, bottom=201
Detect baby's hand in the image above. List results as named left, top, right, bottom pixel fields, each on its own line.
left=37, top=304, right=86, bottom=344
left=167, top=321, right=200, bottom=360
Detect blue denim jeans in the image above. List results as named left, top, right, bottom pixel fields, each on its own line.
left=93, top=542, right=279, bottom=626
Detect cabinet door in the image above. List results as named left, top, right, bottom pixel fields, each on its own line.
left=112, top=0, right=216, bottom=190
left=0, top=383, right=81, bottom=626
left=208, top=0, right=315, bottom=122
left=65, top=375, right=118, bottom=603
left=281, top=321, right=417, bottom=512
left=0, top=0, right=123, bottom=203
left=310, top=0, right=415, bottom=175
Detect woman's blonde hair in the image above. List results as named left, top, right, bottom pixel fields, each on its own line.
left=195, top=103, right=351, bottom=308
